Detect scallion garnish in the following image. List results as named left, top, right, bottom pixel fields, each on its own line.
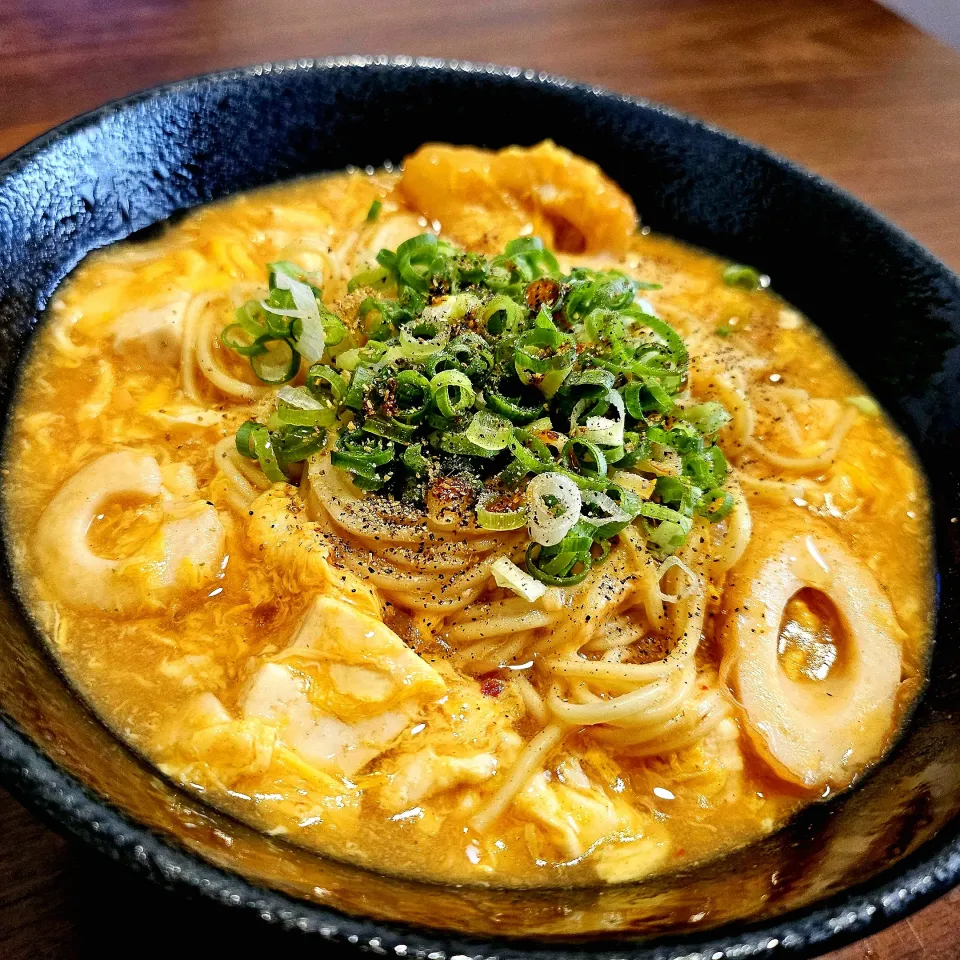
left=847, top=395, right=880, bottom=417
left=221, top=233, right=734, bottom=582
left=722, top=263, right=769, bottom=291
left=491, top=556, right=546, bottom=601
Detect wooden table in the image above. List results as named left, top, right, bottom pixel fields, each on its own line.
left=2, top=0, right=959, bottom=956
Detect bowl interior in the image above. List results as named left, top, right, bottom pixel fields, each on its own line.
left=2, top=60, right=960, bottom=955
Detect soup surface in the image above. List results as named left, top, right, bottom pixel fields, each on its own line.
left=3, top=142, right=933, bottom=887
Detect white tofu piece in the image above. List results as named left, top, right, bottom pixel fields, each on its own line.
left=155, top=505, right=225, bottom=589
left=286, top=595, right=442, bottom=704
left=242, top=663, right=411, bottom=777
left=239, top=595, right=446, bottom=778
left=381, top=748, right=498, bottom=812
left=184, top=692, right=232, bottom=728
left=111, top=297, right=188, bottom=364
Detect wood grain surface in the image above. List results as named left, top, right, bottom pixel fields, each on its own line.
left=2, top=0, right=959, bottom=957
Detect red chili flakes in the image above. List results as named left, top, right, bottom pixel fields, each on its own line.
left=254, top=602, right=280, bottom=629
left=378, top=377, right=399, bottom=418
left=481, top=489, right=524, bottom=513
left=524, top=278, right=562, bottom=312
left=428, top=474, right=475, bottom=508
left=479, top=674, right=504, bottom=698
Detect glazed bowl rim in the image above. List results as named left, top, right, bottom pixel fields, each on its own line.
left=1, top=54, right=959, bottom=960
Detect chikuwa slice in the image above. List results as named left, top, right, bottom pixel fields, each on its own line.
left=720, top=521, right=903, bottom=790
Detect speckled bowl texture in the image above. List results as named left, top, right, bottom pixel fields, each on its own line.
left=2, top=57, right=960, bottom=960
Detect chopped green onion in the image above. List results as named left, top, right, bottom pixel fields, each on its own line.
left=581, top=487, right=641, bottom=539
left=722, top=263, right=767, bottom=290
left=428, top=333, right=494, bottom=382
left=514, top=325, right=575, bottom=398
left=524, top=417, right=555, bottom=433
left=430, top=369, right=475, bottom=418
left=487, top=382, right=546, bottom=424
left=277, top=385, right=324, bottom=410
left=439, top=431, right=498, bottom=458
left=481, top=294, right=526, bottom=336
left=400, top=317, right=450, bottom=359
left=251, top=338, right=300, bottom=384
left=393, top=233, right=452, bottom=293
left=341, top=366, right=376, bottom=411
left=270, top=262, right=326, bottom=362
left=526, top=472, right=582, bottom=547
left=331, top=430, right=394, bottom=483
left=366, top=199, right=383, bottom=222
left=562, top=437, right=608, bottom=480
left=391, top=370, right=432, bottom=423
left=305, top=365, right=347, bottom=404
left=525, top=541, right=591, bottom=586
left=570, top=389, right=626, bottom=447
left=465, top=410, right=513, bottom=451
left=334, top=347, right=363, bottom=372
left=234, top=300, right=268, bottom=337
left=292, top=313, right=326, bottom=365
left=268, top=406, right=336, bottom=429
left=561, top=368, right=616, bottom=395
left=220, top=324, right=268, bottom=357
left=235, top=420, right=258, bottom=460
left=682, top=401, right=732, bottom=435
left=362, top=417, right=418, bottom=444
left=508, top=431, right=555, bottom=475
left=348, top=264, right=394, bottom=294
left=847, top=395, right=881, bottom=417
left=251, top=426, right=288, bottom=482
left=273, top=424, right=328, bottom=462
left=491, top=556, right=546, bottom=601
left=221, top=236, right=732, bottom=563
left=425, top=294, right=482, bottom=325
left=477, top=502, right=528, bottom=531
left=402, top=443, right=431, bottom=476
left=699, top=488, right=735, bottom=521
left=640, top=501, right=693, bottom=548
left=503, top=236, right=561, bottom=281
left=235, top=420, right=288, bottom=483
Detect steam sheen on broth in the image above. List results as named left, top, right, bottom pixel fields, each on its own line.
left=4, top=143, right=932, bottom=887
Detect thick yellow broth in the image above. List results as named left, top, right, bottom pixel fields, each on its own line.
left=3, top=153, right=933, bottom=887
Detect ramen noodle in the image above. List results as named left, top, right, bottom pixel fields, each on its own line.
left=3, top=142, right=933, bottom=887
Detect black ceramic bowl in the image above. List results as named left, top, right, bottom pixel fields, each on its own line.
left=2, top=56, right=960, bottom=960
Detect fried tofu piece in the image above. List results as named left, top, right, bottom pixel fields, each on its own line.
left=241, top=596, right=446, bottom=778
left=401, top=140, right=637, bottom=255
